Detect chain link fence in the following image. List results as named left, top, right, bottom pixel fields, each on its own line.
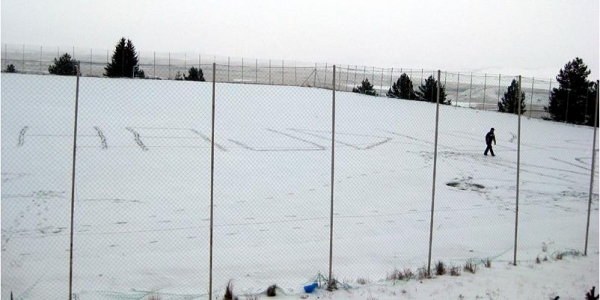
left=2, top=43, right=563, bottom=120
left=2, top=57, right=598, bottom=299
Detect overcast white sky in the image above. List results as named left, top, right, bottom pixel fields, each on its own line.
left=1, top=0, right=598, bottom=79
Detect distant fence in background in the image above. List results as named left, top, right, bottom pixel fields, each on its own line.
left=1, top=43, right=557, bottom=119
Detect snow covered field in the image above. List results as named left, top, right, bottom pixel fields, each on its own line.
left=1, top=73, right=598, bottom=299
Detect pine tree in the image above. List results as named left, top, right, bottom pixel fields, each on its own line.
left=545, top=57, right=592, bottom=124
left=104, top=38, right=143, bottom=78
left=498, top=79, right=526, bottom=114
left=185, top=67, right=205, bottom=81
left=386, top=73, right=417, bottom=100
left=416, top=75, right=450, bottom=105
left=48, top=53, right=78, bottom=76
left=352, top=78, right=378, bottom=96
left=6, top=64, right=16, bottom=73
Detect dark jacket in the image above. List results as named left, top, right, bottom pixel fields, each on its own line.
left=485, top=131, right=496, bottom=145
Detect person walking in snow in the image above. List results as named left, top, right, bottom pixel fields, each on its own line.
left=484, top=128, right=496, bottom=156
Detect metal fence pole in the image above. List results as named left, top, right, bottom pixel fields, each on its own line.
left=269, top=60, right=272, bottom=85
left=469, top=73, right=473, bottom=108
left=498, top=74, right=501, bottom=106
left=380, top=68, right=384, bottom=95
left=168, top=52, right=171, bottom=80
left=242, top=58, right=244, bottom=84
left=483, top=74, right=487, bottom=110
left=68, top=62, right=81, bottom=300
left=325, top=63, right=328, bottom=88
left=328, top=65, right=336, bottom=288
left=153, top=52, right=156, bottom=78
left=209, top=62, right=216, bottom=299
left=295, top=61, right=297, bottom=86
left=256, top=59, right=258, bottom=84
left=282, top=60, right=284, bottom=85
left=427, top=70, right=442, bottom=276
left=346, top=65, right=350, bottom=92
left=455, top=73, right=460, bottom=107
left=89, top=49, right=92, bottom=76
left=40, top=46, right=43, bottom=73
left=227, top=57, right=230, bottom=83
left=584, top=80, right=599, bottom=256
left=22, top=44, right=25, bottom=72
left=314, top=63, right=317, bottom=87
left=529, top=78, right=535, bottom=118
left=513, top=75, right=522, bottom=266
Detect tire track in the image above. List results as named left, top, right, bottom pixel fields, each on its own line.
left=189, top=129, right=227, bottom=151
left=18, top=126, right=29, bottom=146
left=290, top=128, right=392, bottom=150
left=93, top=126, right=108, bottom=149
left=125, top=127, right=148, bottom=151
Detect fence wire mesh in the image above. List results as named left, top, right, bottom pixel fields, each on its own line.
left=1, top=57, right=598, bottom=300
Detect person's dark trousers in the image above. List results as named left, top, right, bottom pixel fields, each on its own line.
left=484, top=144, right=495, bottom=156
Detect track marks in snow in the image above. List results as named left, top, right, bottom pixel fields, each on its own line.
left=189, top=129, right=227, bottom=151
left=125, top=127, right=148, bottom=151
left=93, top=126, right=108, bottom=149
left=289, top=128, right=392, bottom=150
left=17, top=126, right=28, bottom=146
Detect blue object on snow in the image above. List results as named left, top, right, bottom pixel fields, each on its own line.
left=303, top=282, right=318, bottom=293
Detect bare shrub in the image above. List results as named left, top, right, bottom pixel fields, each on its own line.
left=356, top=277, right=370, bottom=285
left=450, top=266, right=461, bottom=276
left=484, top=258, right=492, bottom=268
left=464, top=260, right=477, bottom=274
left=435, top=261, right=446, bottom=276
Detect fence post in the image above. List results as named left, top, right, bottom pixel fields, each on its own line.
left=483, top=74, right=487, bottom=110
left=227, top=57, right=230, bottom=83
left=242, top=58, right=244, bottom=83
left=68, top=62, right=81, bottom=300
left=498, top=74, right=501, bottom=106
left=455, top=73, right=460, bottom=107
left=346, top=65, right=350, bottom=92
left=295, top=61, right=297, bottom=86
left=208, top=62, right=216, bottom=299
left=380, top=68, right=384, bottom=95
left=328, top=65, right=337, bottom=289
left=168, top=52, right=171, bottom=80
left=529, top=78, right=535, bottom=118
left=282, top=60, right=284, bottom=85
left=371, top=66, right=375, bottom=84
left=269, top=60, right=272, bottom=85
left=584, top=80, right=599, bottom=256
left=513, top=75, right=523, bottom=266
left=427, top=70, right=442, bottom=276
left=89, top=49, right=92, bottom=76
left=153, top=52, right=156, bottom=79
left=256, top=59, right=258, bottom=84
left=314, top=63, right=317, bottom=87
left=22, top=44, right=25, bottom=72
left=469, top=73, right=473, bottom=108
left=40, top=46, right=43, bottom=73
left=324, top=63, right=328, bottom=88
left=389, top=68, right=394, bottom=94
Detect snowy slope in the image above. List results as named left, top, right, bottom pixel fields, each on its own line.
left=1, top=73, right=598, bottom=299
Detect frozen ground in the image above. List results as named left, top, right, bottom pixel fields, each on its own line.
left=1, top=73, right=598, bottom=299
